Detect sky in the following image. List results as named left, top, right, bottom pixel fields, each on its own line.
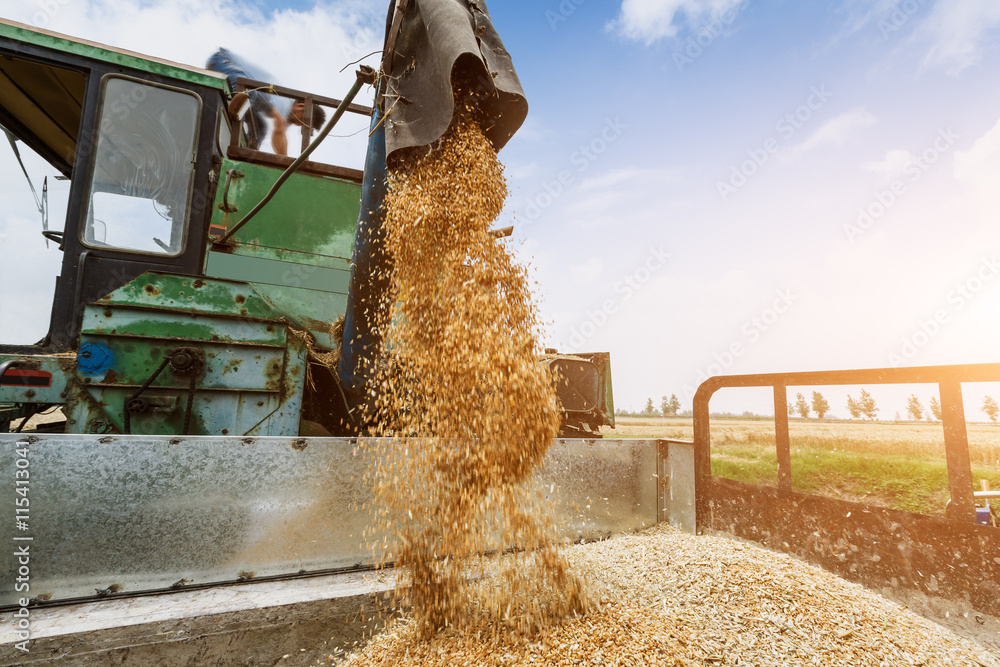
left=2, top=0, right=1000, bottom=420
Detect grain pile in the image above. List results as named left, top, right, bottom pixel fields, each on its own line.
left=360, top=102, right=585, bottom=637
left=340, top=524, right=1000, bottom=667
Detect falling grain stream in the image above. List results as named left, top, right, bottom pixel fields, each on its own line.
left=338, top=109, right=999, bottom=665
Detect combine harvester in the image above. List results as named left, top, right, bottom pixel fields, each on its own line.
left=0, top=1, right=997, bottom=663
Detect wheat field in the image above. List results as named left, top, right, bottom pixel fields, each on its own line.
left=604, top=416, right=1000, bottom=467
left=602, top=417, right=1000, bottom=515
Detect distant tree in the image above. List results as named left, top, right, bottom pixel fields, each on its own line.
left=787, top=402, right=794, bottom=416
left=811, top=391, right=829, bottom=419
left=859, top=389, right=878, bottom=421
left=846, top=395, right=862, bottom=419
left=929, top=397, right=942, bottom=421
left=795, top=393, right=810, bottom=419
left=644, top=397, right=655, bottom=415
left=906, top=395, right=924, bottom=421
left=660, top=395, right=670, bottom=417
left=668, top=394, right=681, bottom=416
left=894, top=411, right=901, bottom=422
left=983, top=396, right=999, bottom=424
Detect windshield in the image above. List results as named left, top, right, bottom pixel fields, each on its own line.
left=82, top=76, right=201, bottom=256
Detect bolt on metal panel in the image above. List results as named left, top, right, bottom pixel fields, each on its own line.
left=0, top=436, right=665, bottom=607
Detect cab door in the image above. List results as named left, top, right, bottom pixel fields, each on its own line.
left=52, top=74, right=206, bottom=349
left=0, top=39, right=222, bottom=354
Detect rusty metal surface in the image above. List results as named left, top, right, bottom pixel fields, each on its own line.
left=706, top=476, right=1000, bottom=617
left=233, top=76, right=373, bottom=118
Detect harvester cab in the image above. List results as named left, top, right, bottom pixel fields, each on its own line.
left=0, top=17, right=613, bottom=439
left=0, top=19, right=364, bottom=437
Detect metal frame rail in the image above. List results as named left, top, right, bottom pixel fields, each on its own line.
left=232, top=77, right=373, bottom=154
left=693, top=362, right=1000, bottom=530
left=691, top=363, right=1000, bottom=618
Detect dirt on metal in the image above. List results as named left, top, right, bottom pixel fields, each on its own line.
left=359, top=102, right=586, bottom=639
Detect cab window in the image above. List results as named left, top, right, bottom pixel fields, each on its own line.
left=83, top=77, right=200, bottom=256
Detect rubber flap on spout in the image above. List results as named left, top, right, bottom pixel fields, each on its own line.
left=381, top=0, right=528, bottom=164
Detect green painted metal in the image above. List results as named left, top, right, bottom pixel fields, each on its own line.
left=81, top=308, right=286, bottom=348
left=594, top=353, right=616, bottom=427
left=206, top=252, right=350, bottom=294
left=210, top=245, right=351, bottom=272
left=203, top=250, right=352, bottom=348
left=209, top=158, right=360, bottom=262
left=68, top=272, right=310, bottom=436
left=249, top=285, right=348, bottom=350
left=73, top=336, right=286, bottom=392
left=0, top=19, right=227, bottom=90
left=206, top=157, right=361, bottom=348
left=97, top=273, right=277, bottom=320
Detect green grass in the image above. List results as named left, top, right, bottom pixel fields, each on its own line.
left=710, top=442, right=1000, bottom=516
left=607, top=417, right=1000, bottom=517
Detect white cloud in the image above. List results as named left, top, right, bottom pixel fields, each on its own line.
left=861, top=148, right=915, bottom=176
left=785, top=107, right=876, bottom=161
left=954, top=118, right=1000, bottom=195
left=917, top=0, right=1000, bottom=74
left=831, top=0, right=1000, bottom=76
left=829, top=0, right=903, bottom=43
left=1, top=0, right=383, bottom=167
left=608, top=0, right=746, bottom=45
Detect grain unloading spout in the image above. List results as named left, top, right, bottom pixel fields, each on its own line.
left=337, top=0, right=528, bottom=416
left=379, top=0, right=529, bottom=162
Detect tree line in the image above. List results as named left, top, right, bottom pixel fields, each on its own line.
left=629, top=394, right=683, bottom=417
left=790, top=391, right=1000, bottom=423
left=630, top=391, right=1000, bottom=423
left=786, top=389, right=881, bottom=420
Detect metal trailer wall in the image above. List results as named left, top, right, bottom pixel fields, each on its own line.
left=0, top=436, right=694, bottom=609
